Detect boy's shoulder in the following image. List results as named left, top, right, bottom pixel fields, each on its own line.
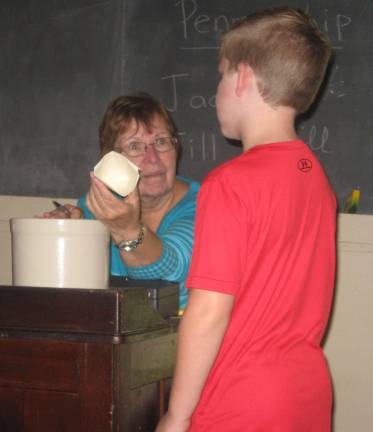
left=203, top=153, right=247, bottom=185
left=205, top=140, right=306, bottom=181
left=202, top=140, right=329, bottom=193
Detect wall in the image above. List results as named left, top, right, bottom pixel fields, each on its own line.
left=323, top=214, right=373, bottom=432
left=0, top=195, right=372, bottom=430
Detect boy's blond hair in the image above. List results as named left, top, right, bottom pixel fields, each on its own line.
left=220, top=7, right=332, bottom=113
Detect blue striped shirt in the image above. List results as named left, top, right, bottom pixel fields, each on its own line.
left=77, top=176, right=200, bottom=310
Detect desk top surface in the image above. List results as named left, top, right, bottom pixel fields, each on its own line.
left=0, top=279, right=178, bottom=341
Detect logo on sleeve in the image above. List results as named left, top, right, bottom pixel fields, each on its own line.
left=297, top=159, right=312, bottom=172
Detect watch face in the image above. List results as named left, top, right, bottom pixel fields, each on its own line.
left=119, top=239, right=138, bottom=252
left=116, top=224, right=145, bottom=252
left=123, top=241, right=137, bottom=252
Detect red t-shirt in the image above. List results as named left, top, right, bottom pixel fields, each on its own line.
left=186, top=140, right=336, bottom=431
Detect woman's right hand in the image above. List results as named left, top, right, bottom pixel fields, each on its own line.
left=86, top=172, right=141, bottom=237
left=43, top=204, right=83, bottom=219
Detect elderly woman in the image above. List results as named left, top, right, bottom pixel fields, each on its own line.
left=45, top=93, right=200, bottom=311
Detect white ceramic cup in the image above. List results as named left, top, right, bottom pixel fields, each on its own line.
left=94, top=151, right=140, bottom=196
left=11, top=218, right=110, bottom=289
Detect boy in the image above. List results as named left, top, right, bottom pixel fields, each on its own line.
left=156, top=7, right=336, bottom=432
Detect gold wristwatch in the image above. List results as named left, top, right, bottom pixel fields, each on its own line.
left=116, top=223, right=146, bottom=252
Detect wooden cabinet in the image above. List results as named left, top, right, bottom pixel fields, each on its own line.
left=0, top=282, right=178, bottom=432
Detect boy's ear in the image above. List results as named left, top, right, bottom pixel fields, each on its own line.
left=235, top=63, right=254, bottom=97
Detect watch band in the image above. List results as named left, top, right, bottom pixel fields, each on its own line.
left=116, top=223, right=146, bottom=252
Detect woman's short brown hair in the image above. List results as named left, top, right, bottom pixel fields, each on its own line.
left=99, top=92, right=180, bottom=156
left=220, top=7, right=332, bottom=113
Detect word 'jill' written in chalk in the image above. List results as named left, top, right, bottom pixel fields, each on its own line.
left=179, top=131, right=217, bottom=161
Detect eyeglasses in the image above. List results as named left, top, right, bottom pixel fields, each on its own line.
left=115, top=136, right=177, bottom=158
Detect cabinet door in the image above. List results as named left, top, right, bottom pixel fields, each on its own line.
left=0, top=387, right=23, bottom=432
left=0, top=338, right=81, bottom=392
left=24, top=389, right=79, bottom=432
left=0, top=387, right=79, bottom=432
left=0, top=338, right=115, bottom=432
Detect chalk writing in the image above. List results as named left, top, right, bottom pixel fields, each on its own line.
left=162, top=73, right=216, bottom=112
left=164, top=1, right=355, bottom=165
left=303, top=125, right=334, bottom=154
left=162, top=73, right=189, bottom=112
left=336, top=14, right=352, bottom=42
left=179, top=131, right=218, bottom=161
left=190, top=94, right=216, bottom=109
left=176, top=0, right=234, bottom=40
left=176, top=0, right=352, bottom=50
left=327, top=65, right=347, bottom=98
left=306, top=5, right=352, bottom=48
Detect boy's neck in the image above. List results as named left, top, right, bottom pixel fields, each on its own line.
left=241, top=127, right=298, bottom=151
left=240, top=105, right=298, bottom=151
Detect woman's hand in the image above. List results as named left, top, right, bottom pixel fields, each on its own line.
left=155, top=412, right=190, bottom=432
left=43, top=204, right=83, bottom=219
left=86, top=172, right=141, bottom=239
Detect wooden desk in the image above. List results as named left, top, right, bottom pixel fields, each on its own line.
left=0, top=282, right=178, bottom=432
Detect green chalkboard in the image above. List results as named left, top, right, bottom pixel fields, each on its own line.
left=0, top=0, right=123, bottom=198
left=121, top=0, right=373, bottom=213
left=0, top=0, right=372, bottom=213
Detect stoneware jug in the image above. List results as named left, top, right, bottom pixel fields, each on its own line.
left=10, top=218, right=110, bottom=289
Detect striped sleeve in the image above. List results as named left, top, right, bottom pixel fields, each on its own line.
left=126, top=205, right=196, bottom=283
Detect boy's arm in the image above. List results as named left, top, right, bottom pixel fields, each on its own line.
left=156, top=288, right=235, bottom=432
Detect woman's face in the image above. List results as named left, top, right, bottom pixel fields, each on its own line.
left=114, top=114, right=178, bottom=201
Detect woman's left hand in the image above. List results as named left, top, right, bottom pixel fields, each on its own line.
left=86, top=172, right=141, bottom=238
left=43, top=204, right=83, bottom=219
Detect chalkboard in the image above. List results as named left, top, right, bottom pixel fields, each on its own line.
left=121, top=0, right=373, bottom=214
left=0, top=0, right=124, bottom=198
left=0, top=0, right=372, bottom=214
